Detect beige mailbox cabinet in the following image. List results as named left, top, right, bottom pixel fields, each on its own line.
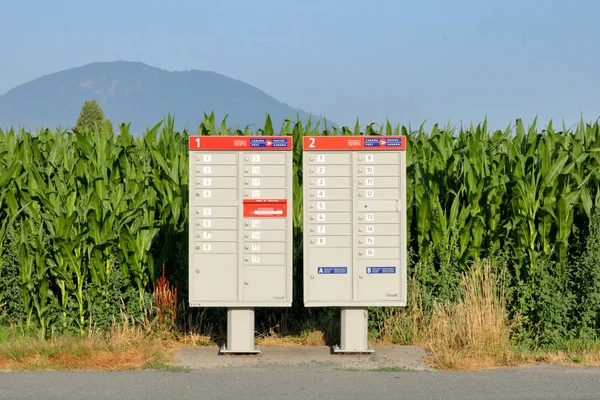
left=188, top=136, right=293, bottom=353
left=302, top=135, right=407, bottom=353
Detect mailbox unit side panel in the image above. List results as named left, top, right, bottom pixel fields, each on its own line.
left=399, top=150, right=407, bottom=305
left=287, top=151, right=294, bottom=306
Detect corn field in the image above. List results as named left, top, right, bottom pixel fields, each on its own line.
left=1, top=113, right=600, bottom=343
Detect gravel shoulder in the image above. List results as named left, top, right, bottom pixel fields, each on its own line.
left=171, top=345, right=432, bottom=371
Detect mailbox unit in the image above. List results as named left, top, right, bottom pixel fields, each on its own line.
left=302, top=135, right=407, bottom=352
left=188, top=135, right=293, bottom=353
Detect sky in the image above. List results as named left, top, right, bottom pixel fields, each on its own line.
left=1, top=0, right=599, bottom=131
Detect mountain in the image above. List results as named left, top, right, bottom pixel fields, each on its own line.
left=0, top=61, right=327, bottom=133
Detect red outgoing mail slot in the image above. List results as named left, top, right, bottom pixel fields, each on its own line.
left=243, top=199, right=287, bottom=218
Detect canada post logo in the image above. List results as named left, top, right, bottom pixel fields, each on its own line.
left=250, top=138, right=289, bottom=148
left=364, top=137, right=402, bottom=147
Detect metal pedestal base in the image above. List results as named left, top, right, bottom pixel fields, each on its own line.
left=333, top=307, right=374, bottom=354
left=219, top=308, right=260, bottom=354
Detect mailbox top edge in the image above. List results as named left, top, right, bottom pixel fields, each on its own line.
left=303, top=135, right=407, bottom=151
left=189, top=136, right=293, bottom=151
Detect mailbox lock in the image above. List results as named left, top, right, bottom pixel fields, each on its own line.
left=245, top=246, right=249, bottom=250
left=310, top=205, right=314, bottom=209
left=310, top=181, right=314, bottom=185
left=196, top=180, right=201, bottom=185
left=359, top=180, right=363, bottom=185
left=245, top=156, right=249, bottom=161
left=310, top=193, right=314, bottom=197
left=310, top=240, right=314, bottom=244
left=358, top=156, right=363, bottom=161
left=245, top=180, right=249, bottom=185
left=358, top=192, right=363, bottom=197
left=196, top=210, right=200, bottom=215
left=244, top=193, right=249, bottom=197
left=245, top=281, right=249, bottom=285
left=195, top=269, right=200, bottom=273
left=358, top=228, right=363, bottom=232
left=245, top=222, right=249, bottom=227
left=359, top=169, right=363, bottom=173
left=245, top=258, right=249, bottom=262
left=310, top=217, right=314, bottom=221
left=310, top=228, right=314, bottom=232
left=310, top=275, right=315, bottom=279
left=196, top=156, right=200, bottom=161
left=359, top=275, right=364, bottom=279
left=245, top=168, right=249, bottom=173
left=245, top=234, right=249, bottom=238
left=196, top=192, right=200, bottom=197
left=196, top=233, right=200, bottom=238
left=359, top=240, right=363, bottom=244
left=196, top=245, right=200, bottom=250
left=358, top=216, right=363, bottom=220
left=196, top=222, right=201, bottom=226
left=359, top=251, right=364, bottom=256
left=310, top=169, right=314, bottom=173
left=310, top=157, right=314, bottom=161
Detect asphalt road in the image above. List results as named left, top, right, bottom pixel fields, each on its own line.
left=1, top=365, right=600, bottom=400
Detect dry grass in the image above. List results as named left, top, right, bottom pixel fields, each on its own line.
left=255, top=327, right=327, bottom=347
left=372, top=261, right=519, bottom=370
left=0, top=313, right=178, bottom=372
left=421, top=261, right=517, bottom=370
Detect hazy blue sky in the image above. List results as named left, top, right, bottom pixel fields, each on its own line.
left=1, top=0, right=599, bottom=130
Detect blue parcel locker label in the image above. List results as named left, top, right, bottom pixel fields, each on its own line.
left=366, top=266, right=396, bottom=274
left=318, top=267, right=347, bottom=274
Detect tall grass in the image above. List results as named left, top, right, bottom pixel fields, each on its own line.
left=1, top=113, right=600, bottom=351
left=423, top=261, right=513, bottom=369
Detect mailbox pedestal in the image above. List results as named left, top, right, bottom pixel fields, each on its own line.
left=335, top=307, right=373, bottom=353
left=188, top=136, right=294, bottom=354
left=302, top=135, right=407, bottom=353
left=224, top=308, right=259, bottom=354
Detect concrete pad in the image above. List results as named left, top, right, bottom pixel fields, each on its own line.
left=171, top=345, right=432, bottom=371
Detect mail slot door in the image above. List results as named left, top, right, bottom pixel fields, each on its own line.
left=244, top=230, right=286, bottom=242
left=307, top=223, right=351, bottom=236
left=356, top=152, right=399, bottom=164
left=307, top=235, right=352, bottom=247
left=192, top=206, right=237, bottom=219
left=306, top=165, right=352, bottom=177
left=194, top=164, right=238, bottom=177
left=194, top=176, right=238, bottom=189
left=306, top=177, right=352, bottom=189
left=243, top=188, right=287, bottom=199
left=243, top=218, right=287, bottom=230
left=307, top=200, right=352, bottom=212
left=358, top=223, right=399, bottom=236
left=306, top=153, right=351, bottom=165
left=193, top=153, right=238, bottom=165
left=308, top=212, right=352, bottom=224
left=307, top=188, right=352, bottom=201
left=244, top=165, right=287, bottom=177
left=243, top=153, right=286, bottom=165
left=356, top=165, right=400, bottom=177
left=243, top=177, right=287, bottom=188
left=357, top=176, right=400, bottom=189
